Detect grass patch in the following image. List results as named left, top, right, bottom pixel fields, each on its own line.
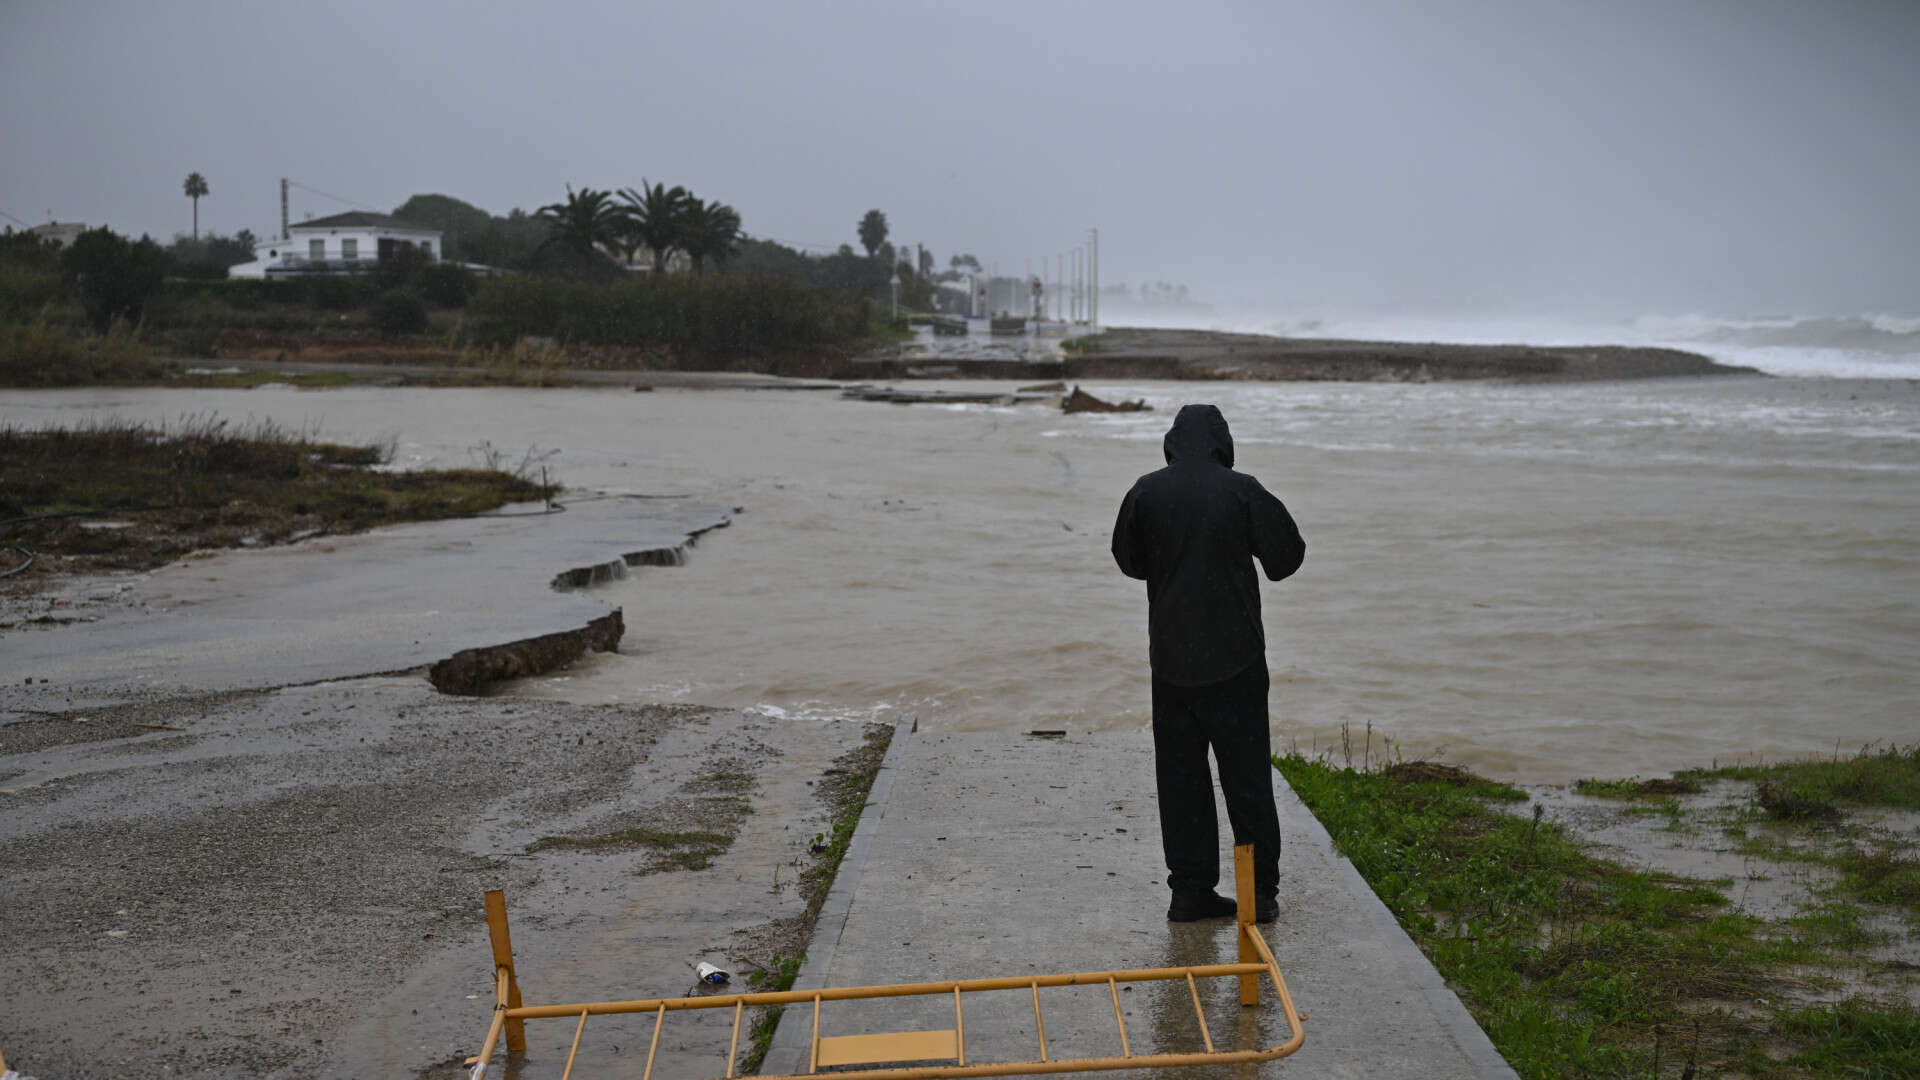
left=526, top=826, right=733, bottom=852
left=1274, top=751, right=1920, bottom=1078
left=736, top=724, right=893, bottom=1075
left=0, top=311, right=166, bottom=386
left=1684, top=745, right=1920, bottom=812
left=741, top=951, right=807, bottom=1071
left=526, top=826, right=736, bottom=871
left=0, top=415, right=556, bottom=575
left=1764, top=998, right=1920, bottom=1078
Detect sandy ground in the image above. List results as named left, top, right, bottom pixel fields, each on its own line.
left=0, top=676, right=883, bottom=1078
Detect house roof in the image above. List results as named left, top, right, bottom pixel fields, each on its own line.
left=291, top=211, right=438, bottom=233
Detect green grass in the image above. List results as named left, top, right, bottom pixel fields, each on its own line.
left=527, top=826, right=733, bottom=853
left=1274, top=751, right=1920, bottom=1078
left=1684, top=745, right=1920, bottom=813
left=1763, top=998, right=1920, bottom=1079
left=0, top=312, right=165, bottom=386
left=868, top=316, right=914, bottom=341
left=0, top=415, right=555, bottom=572
left=739, top=951, right=807, bottom=1073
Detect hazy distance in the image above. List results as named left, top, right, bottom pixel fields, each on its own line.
left=4, top=0, right=1916, bottom=323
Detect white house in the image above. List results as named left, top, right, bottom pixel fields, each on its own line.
left=24, top=222, right=87, bottom=248
left=229, top=211, right=442, bottom=278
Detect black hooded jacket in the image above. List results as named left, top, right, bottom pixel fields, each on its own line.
left=1111, top=404, right=1305, bottom=686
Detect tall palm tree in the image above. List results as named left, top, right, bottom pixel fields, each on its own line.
left=535, top=185, right=624, bottom=261
left=678, top=198, right=742, bottom=273
left=618, top=181, right=691, bottom=272
left=182, top=172, right=209, bottom=240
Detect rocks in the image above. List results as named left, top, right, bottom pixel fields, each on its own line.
left=1061, top=386, right=1150, bottom=413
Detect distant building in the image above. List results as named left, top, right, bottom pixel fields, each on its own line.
left=25, top=222, right=87, bottom=248
left=229, top=211, right=441, bottom=278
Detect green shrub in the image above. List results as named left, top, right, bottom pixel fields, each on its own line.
left=410, top=262, right=472, bottom=308
left=0, top=313, right=161, bottom=386
left=369, top=290, right=429, bottom=336
left=61, top=228, right=166, bottom=331
left=464, top=273, right=867, bottom=352
left=304, top=274, right=368, bottom=312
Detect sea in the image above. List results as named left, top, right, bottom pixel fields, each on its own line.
left=5, top=313, right=1916, bottom=782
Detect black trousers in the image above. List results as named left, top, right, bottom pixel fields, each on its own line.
left=1151, top=663, right=1281, bottom=900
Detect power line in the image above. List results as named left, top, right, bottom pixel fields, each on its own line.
left=0, top=207, right=32, bottom=228
left=285, top=180, right=384, bottom=214
left=741, top=231, right=845, bottom=254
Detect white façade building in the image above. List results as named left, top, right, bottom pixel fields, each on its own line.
left=229, top=211, right=441, bottom=278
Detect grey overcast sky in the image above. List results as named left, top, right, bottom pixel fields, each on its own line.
left=4, top=0, right=1915, bottom=319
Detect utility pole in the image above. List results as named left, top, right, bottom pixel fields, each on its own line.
left=280, top=178, right=289, bottom=241
left=1088, top=228, right=1099, bottom=331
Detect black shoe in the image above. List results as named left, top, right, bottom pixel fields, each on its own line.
left=1255, top=898, right=1278, bottom=924
left=1167, top=892, right=1237, bottom=922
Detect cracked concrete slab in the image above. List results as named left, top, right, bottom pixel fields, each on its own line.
left=0, top=496, right=730, bottom=711
left=765, top=728, right=1518, bottom=1079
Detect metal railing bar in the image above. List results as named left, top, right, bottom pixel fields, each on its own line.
left=1108, top=976, right=1131, bottom=1058
left=755, top=1044, right=1296, bottom=1080
left=560, top=1009, right=588, bottom=1080
left=643, top=1002, right=666, bottom=1080
left=505, top=962, right=1271, bottom=1019
left=954, top=987, right=966, bottom=1066
left=1242, top=923, right=1307, bottom=1052
left=809, top=993, right=822, bottom=1073
left=1185, top=973, right=1213, bottom=1054
left=467, top=967, right=512, bottom=1078
left=727, top=1000, right=743, bottom=1078
left=1030, top=980, right=1048, bottom=1062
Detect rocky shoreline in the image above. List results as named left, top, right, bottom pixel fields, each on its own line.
left=1055, top=326, right=1759, bottom=382
left=153, top=324, right=1759, bottom=388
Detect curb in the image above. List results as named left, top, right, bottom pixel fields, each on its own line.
left=1274, top=772, right=1522, bottom=1079
left=760, top=713, right=917, bottom=1077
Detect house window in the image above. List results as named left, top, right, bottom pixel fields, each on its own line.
left=309, top=239, right=324, bottom=260
left=341, top=239, right=358, bottom=260
left=419, top=240, right=432, bottom=258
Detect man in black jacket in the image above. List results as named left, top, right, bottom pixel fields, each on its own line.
left=1112, top=404, right=1305, bottom=922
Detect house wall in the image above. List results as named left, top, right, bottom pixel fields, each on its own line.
left=282, top=226, right=439, bottom=261
left=234, top=224, right=443, bottom=277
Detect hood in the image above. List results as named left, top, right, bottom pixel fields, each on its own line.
left=1162, top=403, right=1234, bottom=468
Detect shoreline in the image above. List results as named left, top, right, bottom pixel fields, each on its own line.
left=4, top=323, right=1761, bottom=390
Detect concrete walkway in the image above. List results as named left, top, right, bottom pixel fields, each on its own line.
left=766, top=725, right=1518, bottom=1079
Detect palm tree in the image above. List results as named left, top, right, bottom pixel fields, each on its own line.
left=857, top=209, right=888, bottom=257
left=182, top=172, right=209, bottom=240
left=535, top=185, right=625, bottom=261
left=618, top=181, right=691, bottom=272
left=678, top=198, right=742, bottom=273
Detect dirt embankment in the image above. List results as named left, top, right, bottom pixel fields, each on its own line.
left=1062, top=327, right=1759, bottom=382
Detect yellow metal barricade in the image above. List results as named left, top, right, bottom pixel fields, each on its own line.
left=466, top=846, right=1306, bottom=1079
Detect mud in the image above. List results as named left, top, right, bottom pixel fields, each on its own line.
left=0, top=679, right=878, bottom=1078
